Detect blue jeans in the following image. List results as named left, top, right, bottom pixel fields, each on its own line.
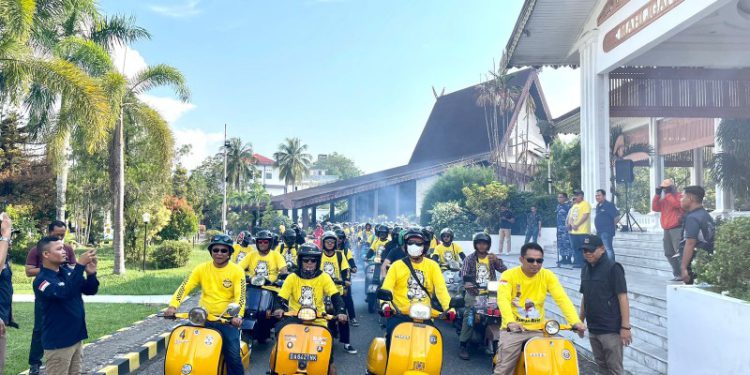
left=524, top=230, right=539, bottom=244
left=205, top=321, right=244, bottom=375
left=599, top=232, right=615, bottom=261
left=569, top=234, right=587, bottom=267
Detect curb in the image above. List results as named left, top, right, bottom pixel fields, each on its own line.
left=93, top=331, right=170, bottom=375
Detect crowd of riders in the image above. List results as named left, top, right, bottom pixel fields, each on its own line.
left=163, top=220, right=593, bottom=375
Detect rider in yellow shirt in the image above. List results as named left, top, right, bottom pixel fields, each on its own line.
left=165, top=234, right=246, bottom=375
left=320, top=231, right=357, bottom=354
left=430, top=227, right=466, bottom=267
left=366, top=225, right=390, bottom=260
left=492, top=242, right=586, bottom=375
left=275, top=229, right=299, bottom=271
left=380, top=227, right=454, bottom=349
left=238, top=230, right=287, bottom=282
left=232, top=230, right=256, bottom=264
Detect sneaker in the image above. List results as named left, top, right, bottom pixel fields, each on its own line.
left=350, top=318, right=359, bottom=327
left=29, top=364, right=41, bottom=375
left=670, top=276, right=682, bottom=282
left=459, top=344, right=470, bottom=360
left=344, top=344, right=358, bottom=354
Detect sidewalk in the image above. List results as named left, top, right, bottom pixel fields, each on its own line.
left=13, top=294, right=174, bottom=304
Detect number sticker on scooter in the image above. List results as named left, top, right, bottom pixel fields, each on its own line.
left=289, top=353, right=318, bottom=361
left=562, top=349, right=572, bottom=360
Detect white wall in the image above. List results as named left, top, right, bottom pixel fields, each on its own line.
left=668, top=286, right=750, bottom=375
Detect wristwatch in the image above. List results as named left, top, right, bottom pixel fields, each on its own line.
left=0, top=236, right=10, bottom=244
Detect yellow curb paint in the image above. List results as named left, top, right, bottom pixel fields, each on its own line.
left=18, top=371, right=30, bottom=375
left=124, top=352, right=140, bottom=370
left=160, top=332, right=170, bottom=338
left=132, top=320, right=144, bottom=325
left=116, top=327, right=131, bottom=332
left=145, top=341, right=157, bottom=358
left=98, top=334, right=112, bottom=341
left=98, top=365, right=119, bottom=375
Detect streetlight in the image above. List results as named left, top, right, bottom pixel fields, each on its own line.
left=142, top=212, right=150, bottom=272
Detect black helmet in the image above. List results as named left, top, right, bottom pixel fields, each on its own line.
left=390, top=226, right=402, bottom=239
left=296, top=243, right=323, bottom=279
left=321, top=231, right=338, bottom=250
left=282, top=229, right=296, bottom=244
left=334, top=229, right=346, bottom=240
left=424, top=226, right=435, bottom=235
left=402, top=225, right=426, bottom=247
left=472, top=232, right=492, bottom=250
left=439, top=228, right=454, bottom=243
left=208, top=234, right=234, bottom=254
left=240, top=230, right=253, bottom=245
left=255, top=230, right=274, bottom=251
left=272, top=232, right=280, bottom=248
left=376, top=224, right=389, bottom=236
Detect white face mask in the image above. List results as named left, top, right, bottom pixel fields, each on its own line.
left=407, top=244, right=423, bottom=257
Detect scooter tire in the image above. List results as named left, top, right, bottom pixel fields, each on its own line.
left=368, top=298, right=377, bottom=314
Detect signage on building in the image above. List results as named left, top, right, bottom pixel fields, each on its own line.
left=603, top=0, right=685, bottom=52
left=597, top=0, right=633, bottom=26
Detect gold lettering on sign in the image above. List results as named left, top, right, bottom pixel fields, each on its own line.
left=603, top=0, right=685, bottom=52
left=597, top=0, right=633, bottom=26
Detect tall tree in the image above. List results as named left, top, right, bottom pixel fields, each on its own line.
left=224, top=137, right=256, bottom=192
left=714, top=118, right=750, bottom=202
left=274, top=137, right=312, bottom=193
left=312, top=152, right=362, bottom=180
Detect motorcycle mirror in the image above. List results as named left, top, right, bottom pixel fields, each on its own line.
left=487, top=281, right=499, bottom=292
left=225, top=303, right=241, bottom=317
left=376, top=288, right=394, bottom=302
left=449, top=296, right=465, bottom=309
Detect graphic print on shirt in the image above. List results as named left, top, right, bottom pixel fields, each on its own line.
left=376, top=245, right=385, bottom=257
left=444, top=251, right=454, bottom=262
left=407, top=269, right=428, bottom=301
left=236, top=252, right=247, bottom=263
left=254, top=260, right=269, bottom=277
left=282, top=249, right=294, bottom=264
left=322, top=261, right=336, bottom=278
left=511, top=284, right=540, bottom=320
left=476, top=263, right=489, bottom=286
left=222, top=279, right=233, bottom=289
left=299, top=286, right=315, bottom=308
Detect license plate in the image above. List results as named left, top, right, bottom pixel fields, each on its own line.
left=289, top=353, right=318, bottom=361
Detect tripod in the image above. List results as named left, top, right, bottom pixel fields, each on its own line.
left=618, top=182, right=643, bottom=232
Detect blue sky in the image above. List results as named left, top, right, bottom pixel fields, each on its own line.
left=100, top=0, right=579, bottom=173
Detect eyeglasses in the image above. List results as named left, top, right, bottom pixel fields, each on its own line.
left=582, top=248, right=596, bottom=253
left=324, top=239, right=336, bottom=243
left=301, top=258, right=317, bottom=264
left=256, top=240, right=270, bottom=245
left=525, top=258, right=544, bottom=264
left=211, top=248, right=229, bottom=254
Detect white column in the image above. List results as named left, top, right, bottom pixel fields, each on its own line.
left=714, top=119, right=734, bottom=213
left=579, top=33, right=611, bottom=199
left=690, top=148, right=704, bottom=186
left=649, top=118, right=664, bottom=219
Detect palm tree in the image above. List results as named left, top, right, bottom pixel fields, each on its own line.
left=223, top=138, right=257, bottom=192
left=273, top=137, right=312, bottom=193
left=714, top=118, right=750, bottom=201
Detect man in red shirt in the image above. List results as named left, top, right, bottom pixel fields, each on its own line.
left=24, top=220, right=77, bottom=375
left=651, top=179, right=684, bottom=281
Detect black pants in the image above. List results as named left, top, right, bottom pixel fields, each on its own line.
left=29, top=296, right=43, bottom=366
left=327, top=318, right=350, bottom=344
left=343, top=287, right=356, bottom=319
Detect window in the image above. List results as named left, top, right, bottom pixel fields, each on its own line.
left=265, top=172, right=273, bottom=179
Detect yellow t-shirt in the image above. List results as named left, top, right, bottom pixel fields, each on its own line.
left=278, top=272, right=340, bottom=327
left=496, top=267, right=581, bottom=329
left=380, top=258, right=451, bottom=314
left=568, top=200, right=592, bottom=235
left=232, top=244, right=256, bottom=264
left=360, top=230, right=375, bottom=244
left=433, top=243, right=464, bottom=265
left=429, top=238, right=439, bottom=250
left=370, top=238, right=389, bottom=258
left=238, top=250, right=287, bottom=282
left=321, top=251, right=350, bottom=294
left=275, top=244, right=298, bottom=266
left=170, top=261, right=246, bottom=317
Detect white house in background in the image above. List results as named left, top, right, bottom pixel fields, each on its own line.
left=255, top=153, right=338, bottom=196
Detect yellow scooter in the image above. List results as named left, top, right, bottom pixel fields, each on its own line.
left=366, top=289, right=464, bottom=375
left=269, top=307, right=334, bottom=375
left=161, top=303, right=251, bottom=375
left=491, top=319, right=580, bottom=375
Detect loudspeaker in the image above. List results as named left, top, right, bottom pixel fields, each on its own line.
left=615, top=159, right=635, bottom=184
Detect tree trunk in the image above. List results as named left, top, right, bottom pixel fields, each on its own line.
left=55, top=132, right=71, bottom=221
left=112, top=111, right=126, bottom=274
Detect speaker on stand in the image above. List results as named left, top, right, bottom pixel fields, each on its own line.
left=614, top=159, right=643, bottom=232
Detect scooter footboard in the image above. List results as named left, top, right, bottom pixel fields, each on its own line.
left=271, top=323, right=332, bottom=375
left=385, top=322, right=442, bottom=375
left=165, top=325, right=224, bottom=375
left=521, top=336, right=579, bottom=375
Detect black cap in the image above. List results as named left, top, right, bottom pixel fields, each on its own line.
left=573, top=189, right=584, bottom=196
left=580, top=235, right=603, bottom=250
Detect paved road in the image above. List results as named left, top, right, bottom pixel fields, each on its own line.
left=135, top=267, right=602, bottom=374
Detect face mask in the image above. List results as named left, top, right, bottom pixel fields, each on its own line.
left=407, top=244, right=423, bottom=257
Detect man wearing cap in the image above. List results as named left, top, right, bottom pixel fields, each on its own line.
left=578, top=234, right=631, bottom=375
left=566, top=190, right=591, bottom=268
left=651, top=179, right=684, bottom=281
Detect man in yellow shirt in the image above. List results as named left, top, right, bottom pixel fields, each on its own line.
left=231, top=230, right=256, bottom=264
left=380, top=227, right=454, bottom=349
left=238, top=230, right=287, bottom=282
left=492, top=242, right=586, bottom=375
left=165, top=234, right=246, bottom=375
left=366, top=225, right=390, bottom=260
left=320, top=232, right=357, bottom=354
left=430, top=227, right=465, bottom=267
left=567, top=189, right=592, bottom=268
left=424, top=226, right=438, bottom=255
left=275, top=229, right=300, bottom=271
left=359, top=223, right=375, bottom=248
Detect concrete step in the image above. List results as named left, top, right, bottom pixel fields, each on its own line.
left=541, top=247, right=676, bottom=281
left=609, top=246, right=667, bottom=260
left=553, top=329, right=661, bottom=375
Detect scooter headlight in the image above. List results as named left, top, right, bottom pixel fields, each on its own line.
left=544, top=320, right=561, bottom=335
left=409, top=303, right=431, bottom=320
left=297, top=308, right=317, bottom=322
left=188, top=307, right=207, bottom=326
left=251, top=275, right=266, bottom=286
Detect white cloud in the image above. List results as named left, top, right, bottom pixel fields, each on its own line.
left=139, top=94, right=196, bottom=123
left=173, top=128, right=223, bottom=170
left=148, top=0, right=202, bottom=18
left=110, top=45, right=148, bottom=78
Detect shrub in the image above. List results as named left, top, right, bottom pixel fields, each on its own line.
left=695, top=217, right=750, bottom=301
left=429, top=201, right=479, bottom=240
left=159, top=197, right=199, bottom=240
left=504, top=191, right=557, bottom=233
left=4, top=204, right=40, bottom=263
left=204, top=229, right=224, bottom=244
left=420, top=166, right=494, bottom=225
left=152, top=240, right=193, bottom=269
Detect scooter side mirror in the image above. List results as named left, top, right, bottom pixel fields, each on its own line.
left=376, top=288, right=394, bottom=302
left=225, top=303, right=241, bottom=317
left=487, top=281, right=499, bottom=292
left=449, top=296, right=465, bottom=309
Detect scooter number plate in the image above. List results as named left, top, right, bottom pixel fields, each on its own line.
left=289, top=353, right=318, bottom=362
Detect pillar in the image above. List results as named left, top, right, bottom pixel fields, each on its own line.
left=579, top=32, right=611, bottom=199
left=292, top=209, right=299, bottom=224
left=714, top=118, right=734, bottom=214
left=311, top=206, right=317, bottom=224
left=350, top=196, right=357, bottom=222
left=690, top=148, right=704, bottom=186
left=649, top=117, right=665, bottom=213
left=282, top=209, right=288, bottom=217
left=301, top=207, right=310, bottom=228
left=329, top=201, right=335, bottom=221
left=373, top=190, right=379, bottom=218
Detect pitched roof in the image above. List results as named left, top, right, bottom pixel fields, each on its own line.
left=253, top=153, right=275, bottom=166
left=409, top=68, right=550, bottom=165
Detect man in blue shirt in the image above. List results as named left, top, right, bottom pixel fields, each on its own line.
left=594, top=189, right=620, bottom=261
left=32, top=236, right=99, bottom=375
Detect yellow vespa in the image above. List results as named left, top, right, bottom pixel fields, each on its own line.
left=490, top=318, right=580, bottom=375
left=161, top=303, right=251, bottom=375
left=269, top=307, right=334, bottom=375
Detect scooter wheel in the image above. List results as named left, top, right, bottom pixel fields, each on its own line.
left=368, top=299, right=377, bottom=314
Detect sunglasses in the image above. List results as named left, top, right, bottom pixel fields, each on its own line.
left=406, top=241, right=424, bottom=246
left=211, top=248, right=230, bottom=254
left=256, top=239, right=270, bottom=245
left=525, top=257, right=544, bottom=264
left=582, top=248, right=597, bottom=253
left=301, top=258, right=317, bottom=264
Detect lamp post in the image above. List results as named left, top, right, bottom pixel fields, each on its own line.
left=142, top=212, right=150, bottom=272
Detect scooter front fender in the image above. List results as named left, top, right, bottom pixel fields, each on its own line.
left=518, top=336, right=579, bottom=375
left=164, top=325, right=224, bottom=375
left=385, top=322, right=443, bottom=375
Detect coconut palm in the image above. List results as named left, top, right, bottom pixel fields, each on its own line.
left=477, top=61, right=520, bottom=181
left=714, top=118, right=750, bottom=201
left=223, top=138, right=257, bottom=192
left=274, top=137, right=312, bottom=193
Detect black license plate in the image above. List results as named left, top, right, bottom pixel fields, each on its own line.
left=289, top=353, right=318, bottom=362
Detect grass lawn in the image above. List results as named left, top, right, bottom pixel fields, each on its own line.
left=5, top=302, right=164, bottom=375
left=11, top=246, right=210, bottom=295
